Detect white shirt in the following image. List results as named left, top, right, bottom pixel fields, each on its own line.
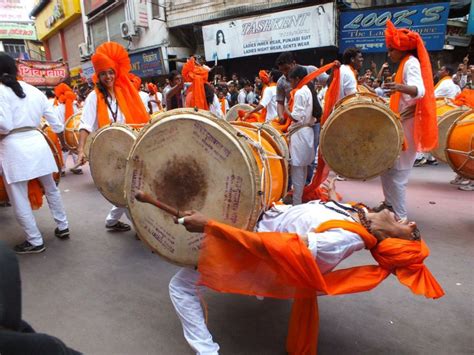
left=289, top=85, right=314, bottom=166
left=0, top=81, right=63, bottom=183
left=79, top=90, right=126, bottom=133
left=209, top=94, right=224, bottom=118
left=56, top=101, right=79, bottom=122
left=139, top=91, right=149, bottom=110
left=257, top=200, right=365, bottom=274
left=237, top=89, right=247, bottom=104
left=434, top=77, right=461, bottom=99
left=149, top=92, right=163, bottom=113
left=339, top=64, right=357, bottom=100
left=259, top=85, right=277, bottom=122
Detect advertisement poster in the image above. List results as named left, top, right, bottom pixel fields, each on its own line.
left=339, top=3, right=450, bottom=52
left=202, top=3, right=335, bottom=61
left=0, top=22, right=36, bottom=40
left=84, top=0, right=113, bottom=15
left=130, top=48, right=163, bottom=77
left=17, top=60, right=68, bottom=87
left=0, top=0, right=35, bottom=22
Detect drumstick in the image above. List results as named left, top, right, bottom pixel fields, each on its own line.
left=135, top=191, right=180, bottom=217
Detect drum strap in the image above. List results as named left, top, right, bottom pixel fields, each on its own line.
left=0, top=126, right=37, bottom=140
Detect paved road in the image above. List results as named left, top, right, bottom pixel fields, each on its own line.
left=1, top=162, right=472, bottom=355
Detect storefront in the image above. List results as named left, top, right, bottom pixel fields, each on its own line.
left=129, top=46, right=165, bottom=81
left=32, top=0, right=84, bottom=69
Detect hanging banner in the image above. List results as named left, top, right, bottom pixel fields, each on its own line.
left=0, top=22, right=37, bottom=40
left=339, top=2, right=450, bottom=53
left=135, top=0, right=148, bottom=28
left=202, top=3, right=335, bottom=61
left=17, top=60, right=68, bottom=87
left=0, top=0, right=35, bottom=22
left=129, top=47, right=164, bottom=77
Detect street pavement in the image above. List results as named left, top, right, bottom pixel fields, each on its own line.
left=1, top=162, right=472, bottom=355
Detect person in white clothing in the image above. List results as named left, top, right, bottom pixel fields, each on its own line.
left=242, top=70, right=282, bottom=122
left=434, top=66, right=461, bottom=99
left=0, top=53, right=70, bottom=254
left=285, top=66, right=314, bottom=205
left=139, top=90, right=149, bottom=110
left=237, top=80, right=252, bottom=104
left=339, top=47, right=363, bottom=100
left=168, top=179, right=424, bottom=355
left=205, top=83, right=223, bottom=119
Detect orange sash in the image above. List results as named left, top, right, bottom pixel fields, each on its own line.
left=219, top=97, right=227, bottom=115
left=182, top=57, right=209, bottom=110
left=198, top=219, right=444, bottom=354
left=453, top=88, right=474, bottom=108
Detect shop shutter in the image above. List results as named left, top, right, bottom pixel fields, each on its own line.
left=64, top=19, right=85, bottom=68
left=48, top=33, right=62, bottom=61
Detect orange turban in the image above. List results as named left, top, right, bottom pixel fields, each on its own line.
left=128, top=73, right=142, bottom=91
left=54, top=83, right=76, bottom=121
left=182, top=57, right=209, bottom=110
left=258, top=70, right=270, bottom=85
left=385, top=20, right=437, bottom=152
left=147, top=82, right=158, bottom=95
left=91, top=42, right=149, bottom=128
left=453, top=88, right=474, bottom=108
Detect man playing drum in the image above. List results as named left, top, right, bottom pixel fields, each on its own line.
left=76, top=42, right=150, bottom=232
left=168, top=179, right=444, bottom=355
left=339, top=47, right=363, bottom=100
left=0, top=53, right=70, bottom=253
left=377, top=21, right=437, bottom=220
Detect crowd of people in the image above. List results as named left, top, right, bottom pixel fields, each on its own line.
left=1, top=17, right=472, bottom=355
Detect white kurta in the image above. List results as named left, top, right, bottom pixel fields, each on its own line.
left=79, top=90, right=126, bottom=132
left=434, top=77, right=461, bottom=99
left=289, top=85, right=314, bottom=167
left=139, top=91, right=149, bottom=110
left=209, top=94, right=224, bottom=118
left=0, top=81, right=63, bottom=183
left=149, top=92, right=163, bottom=113
left=237, top=89, right=247, bottom=104
left=259, top=85, right=278, bottom=122
left=339, top=64, right=357, bottom=100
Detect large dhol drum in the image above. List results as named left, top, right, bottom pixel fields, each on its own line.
left=124, top=109, right=288, bottom=266
left=64, top=112, right=82, bottom=150
left=225, top=103, right=253, bottom=122
left=445, top=110, right=474, bottom=179
left=432, top=100, right=469, bottom=162
left=320, top=92, right=403, bottom=180
left=89, top=123, right=141, bottom=207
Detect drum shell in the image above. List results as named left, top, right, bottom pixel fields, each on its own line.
left=432, top=107, right=469, bottom=162
left=125, top=109, right=287, bottom=266
left=89, top=124, right=140, bottom=207
left=445, top=110, right=474, bottom=179
left=225, top=103, right=253, bottom=122
left=64, top=112, right=82, bottom=150
left=321, top=97, right=403, bottom=180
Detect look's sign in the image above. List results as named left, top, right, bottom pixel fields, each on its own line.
left=339, top=2, right=450, bottom=52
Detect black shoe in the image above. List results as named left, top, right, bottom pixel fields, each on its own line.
left=61, top=171, right=66, bottom=177
left=106, top=221, right=131, bottom=232
left=14, top=241, right=46, bottom=254
left=413, top=157, right=427, bottom=167
left=70, top=168, right=83, bottom=175
left=426, top=158, right=438, bottom=166
left=55, top=227, right=70, bottom=239
left=372, top=201, right=394, bottom=213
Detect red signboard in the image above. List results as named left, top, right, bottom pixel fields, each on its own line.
left=17, top=60, right=68, bottom=87
left=84, top=0, right=114, bottom=15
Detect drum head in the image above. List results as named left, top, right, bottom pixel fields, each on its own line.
left=432, top=107, right=469, bottom=163
left=320, top=102, right=403, bottom=180
left=124, top=109, right=261, bottom=266
left=446, top=110, right=474, bottom=179
left=64, top=112, right=82, bottom=150
left=225, top=103, right=253, bottom=122
left=336, top=92, right=387, bottom=108
left=89, top=124, right=137, bottom=207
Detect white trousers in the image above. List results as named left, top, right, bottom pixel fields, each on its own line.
left=380, top=168, right=412, bottom=219
left=291, top=165, right=307, bottom=205
left=105, top=205, right=129, bottom=227
left=62, top=151, right=78, bottom=170
left=169, top=268, right=220, bottom=355
left=4, top=174, right=68, bottom=246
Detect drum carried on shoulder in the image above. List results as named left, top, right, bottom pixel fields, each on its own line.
left=124, top=109, right=288, bottom=266
left=320, top=92, right=403, bottom=180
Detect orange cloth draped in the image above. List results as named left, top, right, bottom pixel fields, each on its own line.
left=198, top=219, right=444, bottom=355
left=453, top=88, right=474, bottom=108
left=238, top=110, right=264, bottom=123
left=386, top=20, right=437, bottom=152
left=302, top=63, right=341, bottom=202
left=147, top=83, right=163, bottom=111
left=259, top=70, right=270, bottom=85
left=27, top=180, right=44, bottom=210
left=91, top=42, right=150, bottom=129
left=54, top=83, right=76, bottom=121
left=182, top=57, right=209, bottom=110
left=128, top=73, right=142, bottom=91
left=219, top=97, right=227, bottom=115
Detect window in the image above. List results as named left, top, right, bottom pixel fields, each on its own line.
left=107, top=6, right=127, bottom=47
left=4, top=43, right=26, bottom=57
left=151, top=0, right=166, bottom=21
left=91, top=17, right=107, bottom=48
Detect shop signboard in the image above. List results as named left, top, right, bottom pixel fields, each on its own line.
left=81, top=61, right=95, bottom=83
left=135, top=0, right=148, bottom=28
left=339, top=2, right=450, bottom=53
left=129, top=48, right=163, bottom=77
left=84, top=0, right=114, bottom=16
left=0, top=0, right=35, bottom=22
left=34, top=0, right=82, bottom=40
left=202, top=3, right=335, bottom=61
left=0, top=22, right=37, bottom=40
left=17, top=60, right=68, bottom=87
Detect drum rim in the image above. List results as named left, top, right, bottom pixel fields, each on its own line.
left=432, top=107, right=470, bottom=162
left=336, top=92, right=387, bottom=108
left=445, top=109, right=474, bottom=180
left=37, top=128, right=62, bottom=184
left=125, top=110, right=262, bottom=266
left=321, top=101, right=403, bottom=180
left=64, top=112, right=82, bottom=150
left=225, top=103, right=254, bottom=122
left=89, top=123, right=139, bottom=207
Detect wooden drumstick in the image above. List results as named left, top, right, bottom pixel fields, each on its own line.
left=135, top=191, right=180, bottom=217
